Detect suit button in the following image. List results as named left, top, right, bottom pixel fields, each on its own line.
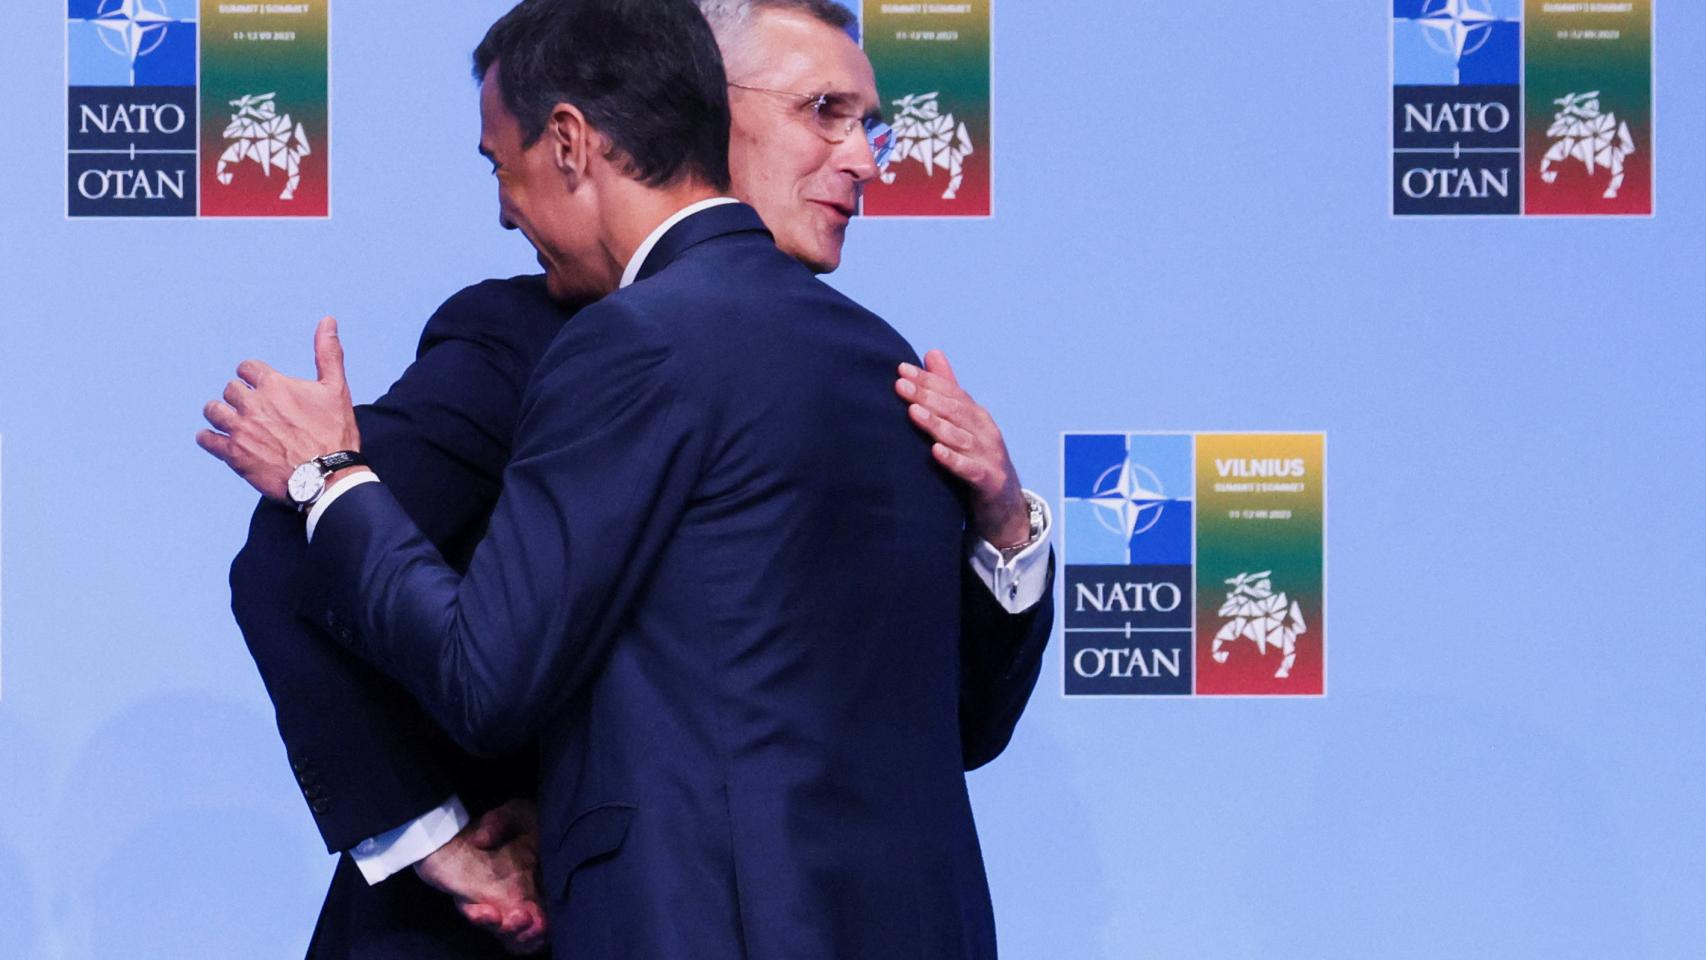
left=310, top=799, right=330, bottom=815
left=355, top=839, right=378, bottom=856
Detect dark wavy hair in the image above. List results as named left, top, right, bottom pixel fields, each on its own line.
left=474, top=0, right=732, bottom=191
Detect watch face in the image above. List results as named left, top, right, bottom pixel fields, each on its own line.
left=287, top=462, right=326, bottom=506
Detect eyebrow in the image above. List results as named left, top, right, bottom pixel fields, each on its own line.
left=820, top=89, right=884, bottom=124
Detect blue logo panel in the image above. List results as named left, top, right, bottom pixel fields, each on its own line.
left=1394, top=1, right=1520, bottom=86
left=1064, top=562, right=1194, bottom=695
left=1392, top=0, right=1523, bottom=216
left=1065, top=565, right=1192, bottom=631
left=1064, top=632, right=1193, bottom=697
left=68, top=152, right=196, bottom=217
left=67, top=3, right=199, bottom=217
left=1064, top=433, right=1194, bottom=566
left=1064, top=433, right=1198, bottom=695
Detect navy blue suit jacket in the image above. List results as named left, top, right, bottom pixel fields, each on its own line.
left=230, top=276, right=575, bottom=959
left=302, top=204, right=1051, bottom=959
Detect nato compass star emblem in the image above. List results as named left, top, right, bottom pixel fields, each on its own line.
left=1418, top=0, right=1500, bottom=61
left=1088, top=461, right=1169, bottom=539
left=91, top=0, right=180, bottom=65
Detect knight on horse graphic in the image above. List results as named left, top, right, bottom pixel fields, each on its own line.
left=881, top=91, right=974, bottom=201
left=217, top=92, right=312, bottom=201
left=1539, top=91, right=1636, bottom=200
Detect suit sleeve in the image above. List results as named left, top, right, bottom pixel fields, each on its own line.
left=229, top=282, right=555, bottom=853
left=301, top=301, right=704, bottom=758
left=958, top=548, right=1055, bottom=771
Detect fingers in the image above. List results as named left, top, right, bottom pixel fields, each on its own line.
left=469, top=813, right=515, bottom=851
left=473, top=800, right=540, bottom=849
left=195, top=429, right=232, bottom=461
left=907, top=402, right=976, bottom=450
left=222, top=379, right=251, bottom=411
left=931, top=442, right=989, bottom=487
left=895, top=368, right=970, bottom=424
left=235, top=358, right=277, bottom=389
left=922, top=349, right=959, bottom=385
left=897, top=362, right=985, bottom=422
left=314, top=316, right=347, bottom=388
left=203, top=400, right=239, bottom=434
left=463, top=898, right=548, bottom=955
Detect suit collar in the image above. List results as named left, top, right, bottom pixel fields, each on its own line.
left=632, top=201, right=773, bottom=285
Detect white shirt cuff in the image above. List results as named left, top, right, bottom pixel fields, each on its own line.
left=967, top=491, right=1052, bottom=614
left=350, top=795, right=469, bottom=885
left=305, top=472, right=382, bottom=543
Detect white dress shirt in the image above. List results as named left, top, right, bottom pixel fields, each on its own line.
left=315, top=198, right=1053, bottom=882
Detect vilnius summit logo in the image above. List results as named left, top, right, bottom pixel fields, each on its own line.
left=1390, top=1, right=1653, bottom=217
left=1061, top=433, right=1326, bottom=698
left=66, top=1, right=331, bottom=219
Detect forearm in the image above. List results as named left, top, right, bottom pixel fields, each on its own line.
left=232, top=500, right=469, bottom=852
left=959, top=549, right=1055, bottom=770
left=303, top=481, right=529, bottom=757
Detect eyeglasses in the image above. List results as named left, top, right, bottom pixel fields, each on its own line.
left=728, top=82, right=895, bottom=170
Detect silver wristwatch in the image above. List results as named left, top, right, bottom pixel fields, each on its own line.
left=286, top=450, right=366, bottom=513
left=999, top=491, right=1047, bottom=561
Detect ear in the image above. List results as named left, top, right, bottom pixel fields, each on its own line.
left=546, top=101, right=591, bottom=187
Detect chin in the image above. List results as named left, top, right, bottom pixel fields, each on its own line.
left=795, top=233, right=843, bottom=275
left=544, top=271, right=577, bottom=303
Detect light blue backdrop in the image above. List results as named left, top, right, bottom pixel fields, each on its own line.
left=2, top=2, right=1703, bottom=958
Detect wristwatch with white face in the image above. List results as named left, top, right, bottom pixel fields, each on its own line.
left=286, top=450, right=366, bottom=513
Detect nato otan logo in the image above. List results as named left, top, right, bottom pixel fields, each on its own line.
left=67, top=0, right=199, bottom=217
left=1392, top=0, right=1522, bottom=215
left=1062, top=434, right=1194, bottom=697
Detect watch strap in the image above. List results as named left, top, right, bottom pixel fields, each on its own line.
left=314, top=450, right=366, bottom=472
left=998, top=491, right=1047, bottom=560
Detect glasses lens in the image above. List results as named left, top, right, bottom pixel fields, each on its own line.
left=865, top=120, right=895, bottom=170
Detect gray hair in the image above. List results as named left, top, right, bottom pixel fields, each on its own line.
left=697, top=0, right=859, bottom=56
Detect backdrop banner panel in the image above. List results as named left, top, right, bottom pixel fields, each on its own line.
left=198, top=1, right=330, bottom=218
left=1062, top=433, right=1325, bottom=698
left=860, top=0, right=991, bottom=217
left=1523, top=0, right=1653, bottom=215
left=65, top=1, right=330, bottom=219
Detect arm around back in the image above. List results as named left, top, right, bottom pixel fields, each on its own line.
left=229, top=276, right=572, bottom=852
left=300, top=298, right=706, bottom=757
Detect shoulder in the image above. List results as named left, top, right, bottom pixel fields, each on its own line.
left=417, top=274, right=585, bottom=370
left=529, top=293, right=680, bottom=403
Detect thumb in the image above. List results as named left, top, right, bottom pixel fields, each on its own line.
left=923, top=349, right=958, bottom=385
left=315, top=316, right=347, bottom=387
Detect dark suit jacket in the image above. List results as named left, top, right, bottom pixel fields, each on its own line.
left=230, top=276, right=575, bottom=960
left=303, top=204, right=1052, bottom=960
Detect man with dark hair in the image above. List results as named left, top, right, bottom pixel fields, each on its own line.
left=226, top=0, right=1052, bottom=956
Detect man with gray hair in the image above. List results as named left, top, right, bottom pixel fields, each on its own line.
left=226, top=1, right=1052, bottom=956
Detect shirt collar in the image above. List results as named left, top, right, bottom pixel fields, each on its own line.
left=619, top=196, right=741, bottom=289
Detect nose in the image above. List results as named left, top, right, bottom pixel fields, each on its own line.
left=838, top=132, right=879, bottom=185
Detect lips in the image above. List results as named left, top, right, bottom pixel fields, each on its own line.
left=810, top=198, right=856, bottom=219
